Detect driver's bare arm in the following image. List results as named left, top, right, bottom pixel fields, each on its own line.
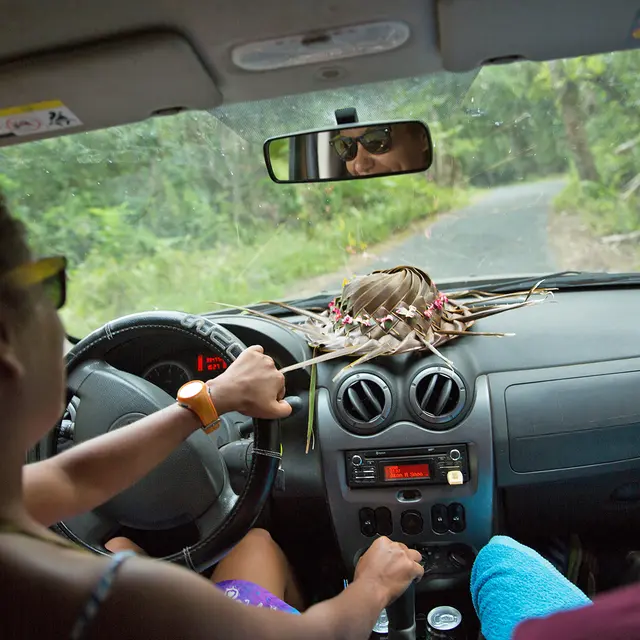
left=23, top=346, right=291, bottom=527
left=94, top=536, right=423, bottom=640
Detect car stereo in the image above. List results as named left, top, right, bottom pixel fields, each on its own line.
left=345, top=445, right=469, bottom=488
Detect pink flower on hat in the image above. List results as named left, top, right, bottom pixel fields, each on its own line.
left=395, top=304, right=418, bottom=318
left=355, top=315, right=374, bottom=327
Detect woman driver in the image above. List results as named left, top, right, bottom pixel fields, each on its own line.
left=0, top=192, right=424, bottom=639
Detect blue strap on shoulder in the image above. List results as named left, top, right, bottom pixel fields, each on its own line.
left=70, top=551, right=137, bottom=640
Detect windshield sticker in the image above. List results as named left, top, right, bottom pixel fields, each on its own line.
left=0, top=100, right=82, bottom=139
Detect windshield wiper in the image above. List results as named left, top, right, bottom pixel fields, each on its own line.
left=207, top=293, right=329, bottom=318
left=440, top=271, right=640, bottom=295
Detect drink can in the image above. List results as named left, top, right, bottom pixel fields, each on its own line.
left=425, top=606, right=465, bottom=639
left=372, top=607, right=389, bottom=636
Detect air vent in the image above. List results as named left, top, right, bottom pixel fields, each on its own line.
left=336, top=373, right=392, bottom=435
left=409, top=367, right=466, bottom=428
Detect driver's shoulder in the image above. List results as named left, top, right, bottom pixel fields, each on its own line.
left=0, top=534, right=205, bottom=638
left=0, top=533, right=116, bottom=636
left=0, top=533, right=278, bottom=640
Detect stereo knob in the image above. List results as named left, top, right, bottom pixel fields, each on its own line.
left=450, top=449, right=461, bottom=461
left=351, top=455, right=363, bottom=466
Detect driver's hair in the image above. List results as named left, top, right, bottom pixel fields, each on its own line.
left=0, top=190, right=31, bottom=309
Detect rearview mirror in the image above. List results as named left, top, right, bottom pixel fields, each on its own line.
left=263, top=120, right=433, bottom=183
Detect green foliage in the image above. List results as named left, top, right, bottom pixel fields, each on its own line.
left=555, top=175, right=639, bottom=236
left=60, top=177, right=462, bottom=336
left=0, top=48, right=638, bottom=336
left=551, top=49, right=640, bottom=235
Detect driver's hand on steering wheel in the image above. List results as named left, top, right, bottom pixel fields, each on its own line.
left=207, top=345, right=292, bottom=419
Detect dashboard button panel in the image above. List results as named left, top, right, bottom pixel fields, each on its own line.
left=359, top=508, right=376, bottom=537
left=448, top=503, right=466, bottom=533
left=375, top=507, right=393, bottom=536
left=401, top=510, right=424, bottom=535
left=431, top=504, right=449, bottom=534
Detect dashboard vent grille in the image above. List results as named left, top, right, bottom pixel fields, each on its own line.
left=336, top=373, right=392, bottom=435
left=410, top=367, right=466, bottom=428
left=345, top=379, right=385, bottom=422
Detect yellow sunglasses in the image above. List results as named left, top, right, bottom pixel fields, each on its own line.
left=4, top=256, right=67, bottom=309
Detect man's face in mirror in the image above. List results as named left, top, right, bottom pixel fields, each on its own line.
left=331, top=124, right=430, bottom=177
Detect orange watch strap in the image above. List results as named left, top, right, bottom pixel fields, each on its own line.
left=177, top=380, right=220, bottom=433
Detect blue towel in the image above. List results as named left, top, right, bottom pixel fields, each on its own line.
left=471, top=536, right=592, bottom=640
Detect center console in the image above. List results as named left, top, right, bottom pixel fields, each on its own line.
left=316, top=371, right=494, bottom=587
left=346, top=444, right=470, bottom=489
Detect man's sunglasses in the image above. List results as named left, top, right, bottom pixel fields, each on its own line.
left=5, top=256, right=67, bottom=309
left=329, top=127, right=392, bottom=162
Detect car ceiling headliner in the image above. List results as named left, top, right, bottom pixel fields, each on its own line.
left=0, top=0, right=637, bottom=146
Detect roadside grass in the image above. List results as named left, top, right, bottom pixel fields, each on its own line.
left=554, top=175, right=639, bottom=237
left=62, top=179, right=467, bottom=337
left=551, top=174, right=640, bottom=272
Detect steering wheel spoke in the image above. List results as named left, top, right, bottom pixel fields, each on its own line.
left=194, top=483, right=238, bottom=538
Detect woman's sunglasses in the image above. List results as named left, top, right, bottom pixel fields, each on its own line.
left=4, top=256, right=67, bottom=309
left=329, top=127, right=392, bottom=162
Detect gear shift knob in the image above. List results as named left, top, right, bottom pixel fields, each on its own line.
left=385, top=582, right=416, bottom=640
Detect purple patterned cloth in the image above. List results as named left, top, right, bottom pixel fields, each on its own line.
left=214, top=579, right=300, bottom=614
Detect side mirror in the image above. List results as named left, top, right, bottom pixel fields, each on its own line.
left=264, top=120, right=433, bottom=183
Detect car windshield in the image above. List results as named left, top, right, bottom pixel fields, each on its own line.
left=1, top=50, right=638, bottom=337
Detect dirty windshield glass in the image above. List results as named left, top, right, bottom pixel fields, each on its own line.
left=1, top=50, right=638, bottom=337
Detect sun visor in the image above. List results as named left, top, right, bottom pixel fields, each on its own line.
left=438, top=0, right=640, bottom=71
left=0, top=32, right=221, bottom=146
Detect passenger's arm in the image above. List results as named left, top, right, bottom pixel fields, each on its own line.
left=23, top=346, right=290, bottom=526
left=95, top=536, right=424, bottom=640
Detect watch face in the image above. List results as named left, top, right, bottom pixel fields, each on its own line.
left=179, top=380, right=205, bottom=399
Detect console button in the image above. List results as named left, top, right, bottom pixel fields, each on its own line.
left=431, top=504, right=449, bottom=534
left=400, top=510, right=423, bottom=535
left=351, top=454, right=363, bottom=466
left=449, top=549, right=470, bottom=570
left=375, top=507, right=393, bottom=536
left=449, top=449, right=461, bottom=461
left=448, top=503, right=466, bottom=533
left=398, top=489, right=421, bottom=502
left=359, top=508, right=376, bottom=537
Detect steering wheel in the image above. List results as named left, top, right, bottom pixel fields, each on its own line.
left=45, top=311, right=282, bottom=572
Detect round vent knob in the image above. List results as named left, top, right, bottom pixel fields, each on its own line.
left=335, top=373, right=392, bottom=435
left=409, top=367, right=466, bottom=428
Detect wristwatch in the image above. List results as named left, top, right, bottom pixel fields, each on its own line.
left=176, top=380, right=220, bottom=434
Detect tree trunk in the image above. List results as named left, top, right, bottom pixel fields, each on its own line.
left=549, top=61, right=601, bottom=182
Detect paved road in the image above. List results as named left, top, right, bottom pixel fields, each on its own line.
left=319, top=180, right=566, bottom=291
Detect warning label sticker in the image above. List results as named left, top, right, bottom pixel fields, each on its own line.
left=0, top=100, right=82, bottom=139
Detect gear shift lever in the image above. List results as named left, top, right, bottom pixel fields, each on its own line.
left=385, top=582, right=416, bottom=640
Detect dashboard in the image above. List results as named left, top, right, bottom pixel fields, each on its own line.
left=142, top=350, right=229, bottom=397
left=89, top=288, right=640, bottom=585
